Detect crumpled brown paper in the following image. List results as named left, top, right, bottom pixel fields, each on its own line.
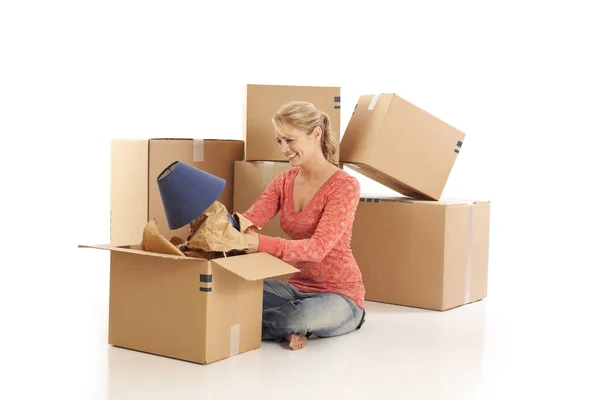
left=186, top=201, right=249, bottom=252
left=142, top=219, right=185, bottom=256
left=141, top=201, right=259, bottom=259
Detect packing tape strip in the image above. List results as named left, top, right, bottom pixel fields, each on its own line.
left=193, top=139, right=204, bottom=162
left=262, top=162, right=274, bottom=187
left=368, top=94, right=380, bottom=110
left=230, top=324, right=240, bottom=356
left=464, top=202, right=474, bottom=304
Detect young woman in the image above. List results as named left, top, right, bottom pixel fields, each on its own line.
left=242, top=101, right=366, bottom=350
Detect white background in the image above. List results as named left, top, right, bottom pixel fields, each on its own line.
left=1, top=1, right=599, bottom=398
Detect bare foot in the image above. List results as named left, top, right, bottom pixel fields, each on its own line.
left=285, top=334, right=308, bottom=351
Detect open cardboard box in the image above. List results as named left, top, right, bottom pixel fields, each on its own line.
left=79, top=243, right=299, bottom=364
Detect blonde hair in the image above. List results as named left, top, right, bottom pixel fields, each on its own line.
left=271, top=101, right=338, bottom=165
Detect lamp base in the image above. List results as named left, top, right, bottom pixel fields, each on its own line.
left=227, top=213, right=240, bottom=231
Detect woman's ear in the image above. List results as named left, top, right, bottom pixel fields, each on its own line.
left=313, top=126, right=322, bottom=140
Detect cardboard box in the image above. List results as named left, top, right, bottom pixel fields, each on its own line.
left=233, top=161, right=292, bottom=239
left=79, top=244, right=299, bottom=364
left=243, top=84, right=341, bottom=161
left=352, top=196, right=490, bottom=311
left=111, top=139, right=244, bottom=246
left=340, top=94, right=466, bottom=200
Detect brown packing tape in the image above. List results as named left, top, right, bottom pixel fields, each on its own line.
left=193, top=139, right=204, bottom=162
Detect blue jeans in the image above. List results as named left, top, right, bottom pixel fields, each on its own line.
left=262, top=279, right=366, bottom=341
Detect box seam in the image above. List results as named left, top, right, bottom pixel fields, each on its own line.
left=441, top=207, right=447, bottom=310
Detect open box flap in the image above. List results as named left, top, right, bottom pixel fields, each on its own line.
left=211, top=252, right=299, bottom=281
left=78, top=244, right=195, bottom=261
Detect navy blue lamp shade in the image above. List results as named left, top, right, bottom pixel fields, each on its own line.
left=156, top=161, right=238, bottom=231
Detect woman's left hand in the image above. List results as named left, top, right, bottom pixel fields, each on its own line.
left=243, top=231, right=259, bottom=253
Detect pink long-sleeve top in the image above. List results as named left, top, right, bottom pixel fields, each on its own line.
left=242, top=167, right=366, bottom=310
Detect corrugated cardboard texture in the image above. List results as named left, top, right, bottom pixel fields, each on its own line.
left=351, top=197, right=490, bottom=311
left=352, top=199, right=446, bottom=310
left=233, top=161, right=292, bottom=239
left=340, top=94, right=466, bottom=200
left=108, top=250, right=210, bottom=364
left=110, top=139, right=149, bottom=246
left=243, top=84, right=341, bottom=161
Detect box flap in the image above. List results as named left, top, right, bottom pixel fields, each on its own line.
left=78, top=243, right=193, bottom=261
left=211, top=252, right=299, bottom=281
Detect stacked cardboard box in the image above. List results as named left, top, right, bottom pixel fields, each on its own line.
left=340, top=93, right=491, bottom=311
left=351, top=196, right=490, bottom=311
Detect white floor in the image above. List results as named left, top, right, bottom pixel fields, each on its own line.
left=5, top=246, right=597, bottom=400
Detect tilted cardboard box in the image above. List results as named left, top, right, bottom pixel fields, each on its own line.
left=340, top=94, right=466, bottom=200
left=352, top=196, right=490, bottom=311
left=110, top=139, right=244, bottom=246
left=243, top=84, right=341, bottom=161
left=79, top=244, right=299, bottom=364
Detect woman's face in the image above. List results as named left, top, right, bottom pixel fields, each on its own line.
left=275, top=125, right=320, bottom=166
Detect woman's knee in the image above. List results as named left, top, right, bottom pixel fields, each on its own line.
left=302, top=295, right=362, bottom=337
